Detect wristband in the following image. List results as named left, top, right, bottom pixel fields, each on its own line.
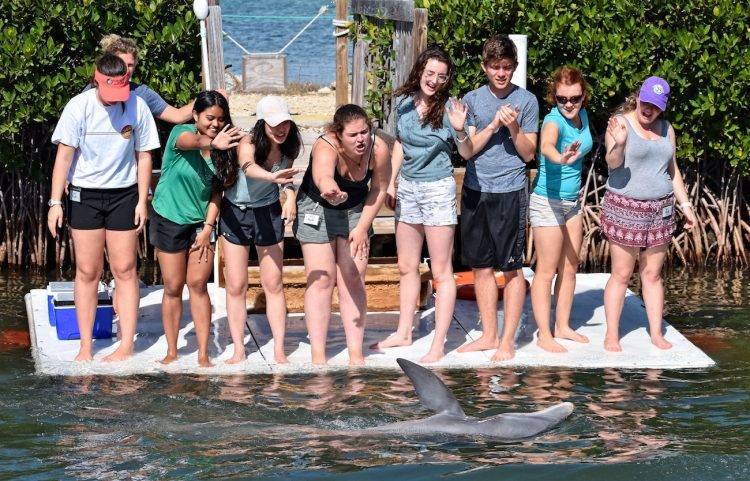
left=203, top=222, right=216, bottom=230
left=678, top=202, right=693, bottom=209
left=456, top=133, right=469, bottom=143
left=241, top=161, right=252, bottom=173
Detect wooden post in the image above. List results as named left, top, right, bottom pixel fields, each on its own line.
left=335, top=0, right=349, bottom=107
left=205, top=4, right=226, bottom=90
left=351, top=34, right=369, bottom=107
left=412, top=8, right=428, bottom=63
left=386, top=20, right=413, bottom=134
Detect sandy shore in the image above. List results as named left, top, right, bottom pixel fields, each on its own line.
left=229, top=91, right=336, bottom=131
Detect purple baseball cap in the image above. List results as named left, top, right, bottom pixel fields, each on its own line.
left=638, top=76, right=670, bottom=111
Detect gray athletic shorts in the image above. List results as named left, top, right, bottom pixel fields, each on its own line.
left=293, top=193, right=373, bottom=243
left=528, top=192, right=582, bottom=227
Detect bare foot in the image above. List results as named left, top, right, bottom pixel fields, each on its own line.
left=159, top=353, right=178, bottom=365
left=604, top=336, right=622, bottom=352
left=312, top=355, right=327, bottom=365
left=274, top=353, right=289, bottom=364
left=369, top=332, right=412, bottom=350
left=419, top=350, right=445, bottom=363
left=349, top=356, right=365, bottom=366
left=555, top=326, right=590, bottom=344
left=224, top=354, right=246, bottom=365
left=74, top=350, right=93, bottom=362
left=457, top=335, right=500, bottom=353
left=651, top=336, right=673, bottom=350
left=491, top=342, right=515, bottom=361
left=198, top=355, right=214, bottom=368
left=537, top=336, right=568, bottom=353
left=102, top=346, right=133, bottom=362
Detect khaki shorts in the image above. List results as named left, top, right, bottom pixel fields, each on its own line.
left=528, top=192, right=582, bottom=227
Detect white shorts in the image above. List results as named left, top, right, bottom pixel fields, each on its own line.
left=528, top=192, right=582, bottom=227
left=395, top=175, right=457, bottom=226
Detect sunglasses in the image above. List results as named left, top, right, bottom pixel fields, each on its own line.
left=555, top=94, right=583, bottom=105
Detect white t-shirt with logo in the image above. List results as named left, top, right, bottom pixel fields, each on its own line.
left=51, top=89, right=160, bottom=188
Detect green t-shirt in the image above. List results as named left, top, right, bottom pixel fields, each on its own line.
left=152, top=124, right=217, bottom=225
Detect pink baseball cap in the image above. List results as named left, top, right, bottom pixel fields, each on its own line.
left=94, top=69, right=131, bottom=103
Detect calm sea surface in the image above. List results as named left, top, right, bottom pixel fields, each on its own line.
left=222, top=0, right=338, bottom=85
left=0, top=267, right=748, bottom=480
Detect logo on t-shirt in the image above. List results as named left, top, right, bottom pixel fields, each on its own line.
left=120, top=125, right=133, bottom=139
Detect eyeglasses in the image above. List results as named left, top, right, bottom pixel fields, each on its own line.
left=555, top=95, right=583, bottom=105
left=423, top=71, right=449, bottom=84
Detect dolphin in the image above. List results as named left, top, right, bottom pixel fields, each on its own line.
left=366, top=358, right=574, bottom=439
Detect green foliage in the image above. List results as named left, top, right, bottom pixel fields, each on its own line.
left=363, top=0, right=750, bottom=173
left=0, top=0, right=200, bottom=171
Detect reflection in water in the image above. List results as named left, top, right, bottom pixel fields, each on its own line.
left=0, top=268, right=749, bottom=478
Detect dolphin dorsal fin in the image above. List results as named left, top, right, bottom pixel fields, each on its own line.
left=396, top=358, right=465, bottom=417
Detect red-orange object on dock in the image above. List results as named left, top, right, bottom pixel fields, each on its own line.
left=0, top=329, right=31, bottom=349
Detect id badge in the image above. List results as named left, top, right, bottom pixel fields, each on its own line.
left=303, top=213, right=321, bottom=226
left=662, top=205, right=673, bottom=218
left=69, top=187, right=81, bottom=203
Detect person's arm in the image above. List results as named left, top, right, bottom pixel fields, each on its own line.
left=176, top=124, right=243, bottom=151
left=236, top=137, right=298, bottom=185
left=667, top=124, right=696, bottom=229
left=540, top=122, right=581, bottom=165
left=281, top=188, right=297, bottom=227
left=157, top=101, right=195, bottom=124
left=191, top=188, right=221, bottom=262
left=446, top=98, right=474, bottom=160
left=385, top=139, right=403, bottom=210
left=605, top=115, right=628, bottom=169
left=47, top=144, right=75, bottom=237
left=134, top=150, right=152, bottom=233
left=311, top=139, right=348, bottom=205
left=349, top=136, right=391, bottom=259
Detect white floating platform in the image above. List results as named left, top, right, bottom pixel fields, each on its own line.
left=25, top=272, right=714, bottom=376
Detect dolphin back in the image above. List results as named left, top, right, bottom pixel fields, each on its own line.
left=396, top=358, right=465, bottom=417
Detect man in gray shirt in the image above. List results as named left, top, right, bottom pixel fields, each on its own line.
left=458, top=35, right=539, bottom=361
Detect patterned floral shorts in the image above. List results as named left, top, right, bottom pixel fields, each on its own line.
left=600, top=191, right=675, bottom=249
left=395, top=175, right=457, bottom=226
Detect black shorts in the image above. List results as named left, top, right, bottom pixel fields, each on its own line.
left=68, top=184, right=138, bottom=231
left=460, top=185, right=527, bottom=271
left=219, top=198, right=284, bottom=247
left=149, top=208, right=207, bottom=253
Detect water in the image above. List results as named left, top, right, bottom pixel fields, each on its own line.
left=221, top=0, right=338, bottom=86
left=1, top=268, right=749, bottom=480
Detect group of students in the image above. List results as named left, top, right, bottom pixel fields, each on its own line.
left=48, top=33, right=696, bottom=366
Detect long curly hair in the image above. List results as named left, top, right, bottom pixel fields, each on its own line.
left=393, top=47, right=453, bottom=130
left=251, top=119, right=302, bottom=171
left=194, top=90, right=238, bottom=189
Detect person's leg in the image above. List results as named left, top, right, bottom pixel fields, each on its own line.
left=257, top=241, right=288, bottom=363
left=530, top=226, right=567, bottom=352
left=223, top=239, right=251, bottom=364
left=301, top=241, right=337, bottom=364
left=638, top=245, right=672, bottom=349
left=554, top=214, right=588, bottom=343
left=102, top=229, right=140, bottom=361
left=155, top=249, right=187, bottom=364
left=457, top=267, right=500, bottom=352
left=186, top=245, right=215, bottom=366
left=70, top=228, right=106, bottom=361
left=420, top=224, right=456, bottom=362
left=371, top=221, right=424, bottom=349
left=492, top=268, right=526, bottom=361
left=335, top=236, right=368, bottom=365
left=603, top=242, right=639, bottom=351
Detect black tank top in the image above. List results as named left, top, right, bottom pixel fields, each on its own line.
left=299, top=134, right=374, bottom=210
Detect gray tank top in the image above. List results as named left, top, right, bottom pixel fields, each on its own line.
left=606, top=116, right=674, bottom=200
left=224, top=155, right=292, bottom=208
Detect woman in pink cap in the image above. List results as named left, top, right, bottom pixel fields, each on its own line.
left=220, top=96, right=301, bottom=364
left=602, top=76, right=697, bottom=352
left=48, top=53, right=160, bottom=362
